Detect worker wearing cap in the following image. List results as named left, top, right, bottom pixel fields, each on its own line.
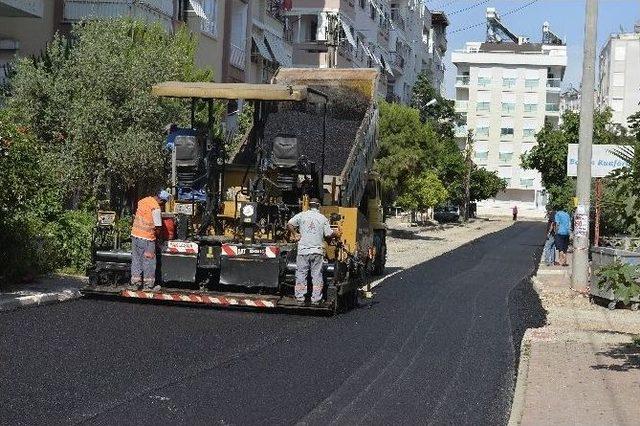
left=130, top=190, right=170, bottom=291
left=287, top=198, right=340, bottom=305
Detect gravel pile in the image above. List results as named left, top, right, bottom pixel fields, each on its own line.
left=263, top=110, right=362, bottom=176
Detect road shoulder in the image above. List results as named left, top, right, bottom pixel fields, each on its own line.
left=0, top=275, right=85, bottom=312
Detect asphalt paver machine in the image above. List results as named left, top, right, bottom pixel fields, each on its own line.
left=85, top=68, right=386, bottom=313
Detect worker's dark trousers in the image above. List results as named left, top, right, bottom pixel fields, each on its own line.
left=130, top=236, right=156, bottom=287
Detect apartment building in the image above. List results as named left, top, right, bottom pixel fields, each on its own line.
left=283, top=0, right=448, bottom=103
left=452, top=9, right=567, bottom=216
left=597, top=23, right=640, bottom=128
left=0, top=0, right=294, bottom=87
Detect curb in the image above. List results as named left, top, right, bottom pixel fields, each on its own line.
left=0, top=289, right=82, bottom=312
left=508, top=328, right=533, bottom=426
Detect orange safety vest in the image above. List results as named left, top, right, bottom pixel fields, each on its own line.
left=131, top=196, right=161, bottom=241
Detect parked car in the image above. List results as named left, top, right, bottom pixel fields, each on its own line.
left=434, top=205, right=460, bottom=223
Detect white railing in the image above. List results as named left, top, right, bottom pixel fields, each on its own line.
left=230, top=43, right=246, bottom=70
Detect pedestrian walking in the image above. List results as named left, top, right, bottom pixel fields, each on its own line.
left=287, top=198, right=340, bottom=305
left=543, top=209, right=556, bottom=266
left=512, top=205, right=518, bottom=221
left=554, top=208, right=571, bottom=267
left=130, top=190, right=170, bottom=290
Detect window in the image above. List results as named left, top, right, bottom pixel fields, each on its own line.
left=501, top=127, right=514, bottom=136
left=477, top=102, right=490, bottom=112
left=613, top=73, right=625, bottom=87
left=523, top=119, right=536, bottom=138
left=612, top=97, right=624, bottom=111
left=501, top=117, right=514, bottom=137
left=200, top=0, right=217, bottom=36
left=502, top=103, right=515, bottom=114
left=475, top=126, right=489, bottom=137
left=523, top=128, right=536, bottom=138
left=525, top=78, right=539, bottom=89
left=524, top=103, right=537, bottom=113
left=520, top=178, right=534, bottom=188
left=478, top=77, right=491, bottom=87
left=615, top=45, right=626, bottom=61
left=499, top=152, right=513, bottom=162
left=503, top=78, right=517, bottom=88
left=524, top=93, right=538, bottom=113
left=475, top=151, right=489, bottom=160
left=501, top=93, right=516, bottom=114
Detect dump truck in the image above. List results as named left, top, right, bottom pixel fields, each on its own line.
left=84, top=68, right=386, bottom=313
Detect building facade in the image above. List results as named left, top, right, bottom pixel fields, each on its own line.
left=597, top=24, right=640, bottom=128
left=0, top=0, right=294, bottom=86
left=283, top=0, right=448, bottom=103
left=452, top=14, right=566, bottom=217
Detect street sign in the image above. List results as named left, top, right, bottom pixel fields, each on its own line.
left=566, top=144, right=630, bottom=177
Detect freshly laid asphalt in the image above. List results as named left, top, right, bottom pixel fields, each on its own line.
left=1, top=221, right=546, bottom=425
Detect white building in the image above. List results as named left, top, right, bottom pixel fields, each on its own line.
left=284, top=0, right=448, bottom=103
left=597, top=23, right=640, bottom=128
left=452, top=9, right=567, bottom=217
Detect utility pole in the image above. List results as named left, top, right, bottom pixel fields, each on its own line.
left=462, top=130, right=473, bottom=222
left=572, top=0, right=598, bottom=290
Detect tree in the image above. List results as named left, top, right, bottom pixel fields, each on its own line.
left=7, top=19, right=213, bottom=211
left=411, top=71, right=461, bottom=138
left=395, top=171, right=448, bottom=213
left=470, top=168, right=507, bottom=202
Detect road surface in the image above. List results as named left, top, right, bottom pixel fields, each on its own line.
left=1, top=221, right=545, bottom=425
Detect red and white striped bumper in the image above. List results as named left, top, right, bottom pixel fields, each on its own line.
left=119, top=290, right=276, bottom=308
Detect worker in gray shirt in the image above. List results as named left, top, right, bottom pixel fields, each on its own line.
left=287, top=198, right=340, bottom=305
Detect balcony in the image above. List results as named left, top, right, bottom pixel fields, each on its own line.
left=266, top=0, right=286, bottom=25
left=455, top=100, right=468, bottom=112
left=391, top=9, right=406, bottom=31
left=456, top=75, right=470, bottom=87
left=390, top=52, right=405, bottom=71
left=545, top=103, right=560, bottom=114
left=63, top=0, right=174, bottom=29
left=0, top=0, right=43, bottom=17
left=546, top=78, right=561, bottom=91
left=230, top=43, right=246, bottom=70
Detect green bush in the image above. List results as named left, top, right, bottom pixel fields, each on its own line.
left=595, top=262, right=640, bottom=304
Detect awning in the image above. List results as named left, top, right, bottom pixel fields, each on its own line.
left=252, top=33, right=274, bottom=62
left=340, top=19, right=357, bottom=49
left=264, top=31, right=292, bottom=67
left=360, top=41, right=376, bottom=65
left=381, top=54, right=394, bottom=76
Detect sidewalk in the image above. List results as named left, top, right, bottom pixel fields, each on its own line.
left=510, top=257, right=640, bottom=425
left=0, top=274, right=85, bottom=312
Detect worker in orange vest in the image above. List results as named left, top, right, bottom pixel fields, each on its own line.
left=130, top=190, right=170, bottom=291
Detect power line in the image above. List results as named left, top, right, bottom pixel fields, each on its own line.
left=449, top=0, right=539, bottom=35
left=448, top=0, right=489, bottom=16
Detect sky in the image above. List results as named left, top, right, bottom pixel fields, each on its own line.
left=426, top=0, right=640, bottom=98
